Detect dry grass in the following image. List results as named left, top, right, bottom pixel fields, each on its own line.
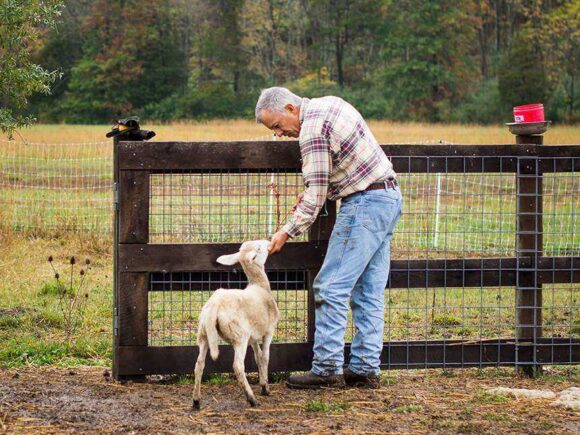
left=2, top=120, right=579, bottom=144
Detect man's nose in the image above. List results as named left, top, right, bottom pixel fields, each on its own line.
left=275, top=130, right=283, bottom=137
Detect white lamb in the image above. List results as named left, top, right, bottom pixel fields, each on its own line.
left=192, top=240, right=280, bottom=409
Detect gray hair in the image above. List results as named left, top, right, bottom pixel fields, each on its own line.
left=255, top=87, right=302, bottom=123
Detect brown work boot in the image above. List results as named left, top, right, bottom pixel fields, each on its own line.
left=286, top=371, right=345, bottom=390
left=343, top=367, right=380, bottom=389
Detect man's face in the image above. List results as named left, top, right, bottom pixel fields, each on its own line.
left=259, top=104, right=301, bottom=138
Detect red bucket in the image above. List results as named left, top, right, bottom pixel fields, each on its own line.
left=513, top=103, right=544, bottom=123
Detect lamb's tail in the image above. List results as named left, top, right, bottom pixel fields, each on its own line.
left=199, top=303, right=220, bottom=361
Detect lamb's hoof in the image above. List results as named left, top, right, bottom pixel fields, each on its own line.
left=192, top=400, right=201, bottom=410
left=248, top=397, right=259, bottom=407
left=261, top=385, right=270, bottom=396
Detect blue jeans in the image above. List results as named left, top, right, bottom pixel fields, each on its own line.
left=311, top=186, right=402, bottom=376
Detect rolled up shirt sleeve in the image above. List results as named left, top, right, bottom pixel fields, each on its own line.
left=281, top=134, right=330, bottom=238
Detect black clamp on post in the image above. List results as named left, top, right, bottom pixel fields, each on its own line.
left=106, top=116, right=156, bottom=141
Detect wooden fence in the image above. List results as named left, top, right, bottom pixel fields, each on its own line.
left=113, top=137, right=579, bottom=380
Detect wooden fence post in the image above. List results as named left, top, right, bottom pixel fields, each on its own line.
left=114, top=140, right=150, bottom=382
left=513, top=131, right=544, bottom=377
left=113, top=136, right=120, bottom=379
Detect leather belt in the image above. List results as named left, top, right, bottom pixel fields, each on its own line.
left=364, top=178, right=398, bottom=191
left=343, top=178, right=398, bottom=200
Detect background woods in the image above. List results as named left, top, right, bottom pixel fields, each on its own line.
left=12, top=0, right=580, bottom=124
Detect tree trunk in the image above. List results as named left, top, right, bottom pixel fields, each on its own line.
left=478, top=27, right=488, bottom=78
left=336, top=34, right=344, bottom=88
left=570, top=74, right=575, bottom=118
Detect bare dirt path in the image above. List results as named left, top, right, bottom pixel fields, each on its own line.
left=0, top=367, right=578, bottom=434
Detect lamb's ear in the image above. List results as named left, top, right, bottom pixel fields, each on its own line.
left=216, top=252, right=240, bottom=265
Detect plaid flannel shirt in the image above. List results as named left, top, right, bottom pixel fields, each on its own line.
left=282, top=96, right=396, bottom=238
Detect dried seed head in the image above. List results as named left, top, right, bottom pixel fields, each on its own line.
left=48, top=256, right=53, bottom=262
left=70, top=256, right=76, bottom=265
left=55, top=273, right=60, bottom=279
left=84, top=293, right=89, bottom=298
left=85, top=258, right=90, bottom=265
left=80, top=270, right=85, bottom=276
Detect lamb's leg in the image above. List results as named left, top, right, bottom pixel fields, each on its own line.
left=192, top=339, right=208, bottom=410
left=250, top=340, right=268, bottom=396
left=233, top=339, right=258, bottom=407
left=260, top=333, right=273, bottom=396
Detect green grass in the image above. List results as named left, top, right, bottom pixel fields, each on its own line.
left=305, top=400, right=349, bottom=413
left=393, top=404, right=423, bottom=413
left=482, top=412, right=512, bottom=422
left=470, top=391, right=509, bottom=405
left=0, top=335, right=110, bottom=367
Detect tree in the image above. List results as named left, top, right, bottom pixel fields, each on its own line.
left=497, top=5, right=552, bottom=111
left=28, top=0, right=93, bottom=121
left=0, top=0, right=63, bottom=136
left=58, top=0, right=189, bottom=123
left=380, top=0, right=479, bottom=121
left=540, top=1, right=579, bottom=121
left=303, top=0, right=384, bottom=88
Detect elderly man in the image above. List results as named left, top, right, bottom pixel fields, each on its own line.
left=256, top=87, right=402, bottom=389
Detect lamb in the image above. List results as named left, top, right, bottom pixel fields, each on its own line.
left=192, top=240, right=280, bottom=409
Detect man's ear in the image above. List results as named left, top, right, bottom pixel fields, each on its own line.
left=285, top=103, right=296, bottom=114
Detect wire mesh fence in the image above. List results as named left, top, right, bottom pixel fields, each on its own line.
left=147, top=171, right=577, bottom=257
left=2, top=139, right=577, bottom=258
left=148, top=271, right=308, bottom=346
left=0, top=139, right=113, bottom=233
left=140, top=154, right=578, bottom=361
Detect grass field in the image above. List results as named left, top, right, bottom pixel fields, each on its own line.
left=3, top=120, right=580, bottom=143
left=0, top=122, right=578, bottom=369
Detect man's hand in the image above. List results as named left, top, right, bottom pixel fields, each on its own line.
left=291, top=192, right=305, bottom=212
left=269, top=231, right=289, bottom=254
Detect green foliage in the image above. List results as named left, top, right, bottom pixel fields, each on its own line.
left=0, top=0, right=64, bottom=136
left=202, top=373, right=236, bottom=385
left=13, top=0, right=579, bottom=125
left=432, top=314, right=462, bottom=327
left=498, top=28, right=550, bottom=109
left=471, top=391, right=509, bottom=404
left=447, top=79, right=507, bottom=124
left=380, top=0, right=478, bottom=122
left=305, top=400, right=349, bottom=413
left=287, top=68, right=340, bottom=97
left=0, top=315, right=23, bottom=330
left=0, top=335, right=110, bottom=367
left=393, top=404, right=423, bottom=413
left=40, top=281, right=71, bottom=297
left=540, top=1, right=579, bottom=123
left=58, top=0, right=188, bottom=123
left=32, top=309, right=65, bottom=329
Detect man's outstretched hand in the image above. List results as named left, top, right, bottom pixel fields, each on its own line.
left=269, top=231, right=289, bottom=254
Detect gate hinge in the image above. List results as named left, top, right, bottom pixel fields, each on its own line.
left=113, top=307, right=119, bottom=336
left=113, top=182, right=119, bottom=209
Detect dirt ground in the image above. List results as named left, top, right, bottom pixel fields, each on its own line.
left=0, top=367, right=578, bottom=434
